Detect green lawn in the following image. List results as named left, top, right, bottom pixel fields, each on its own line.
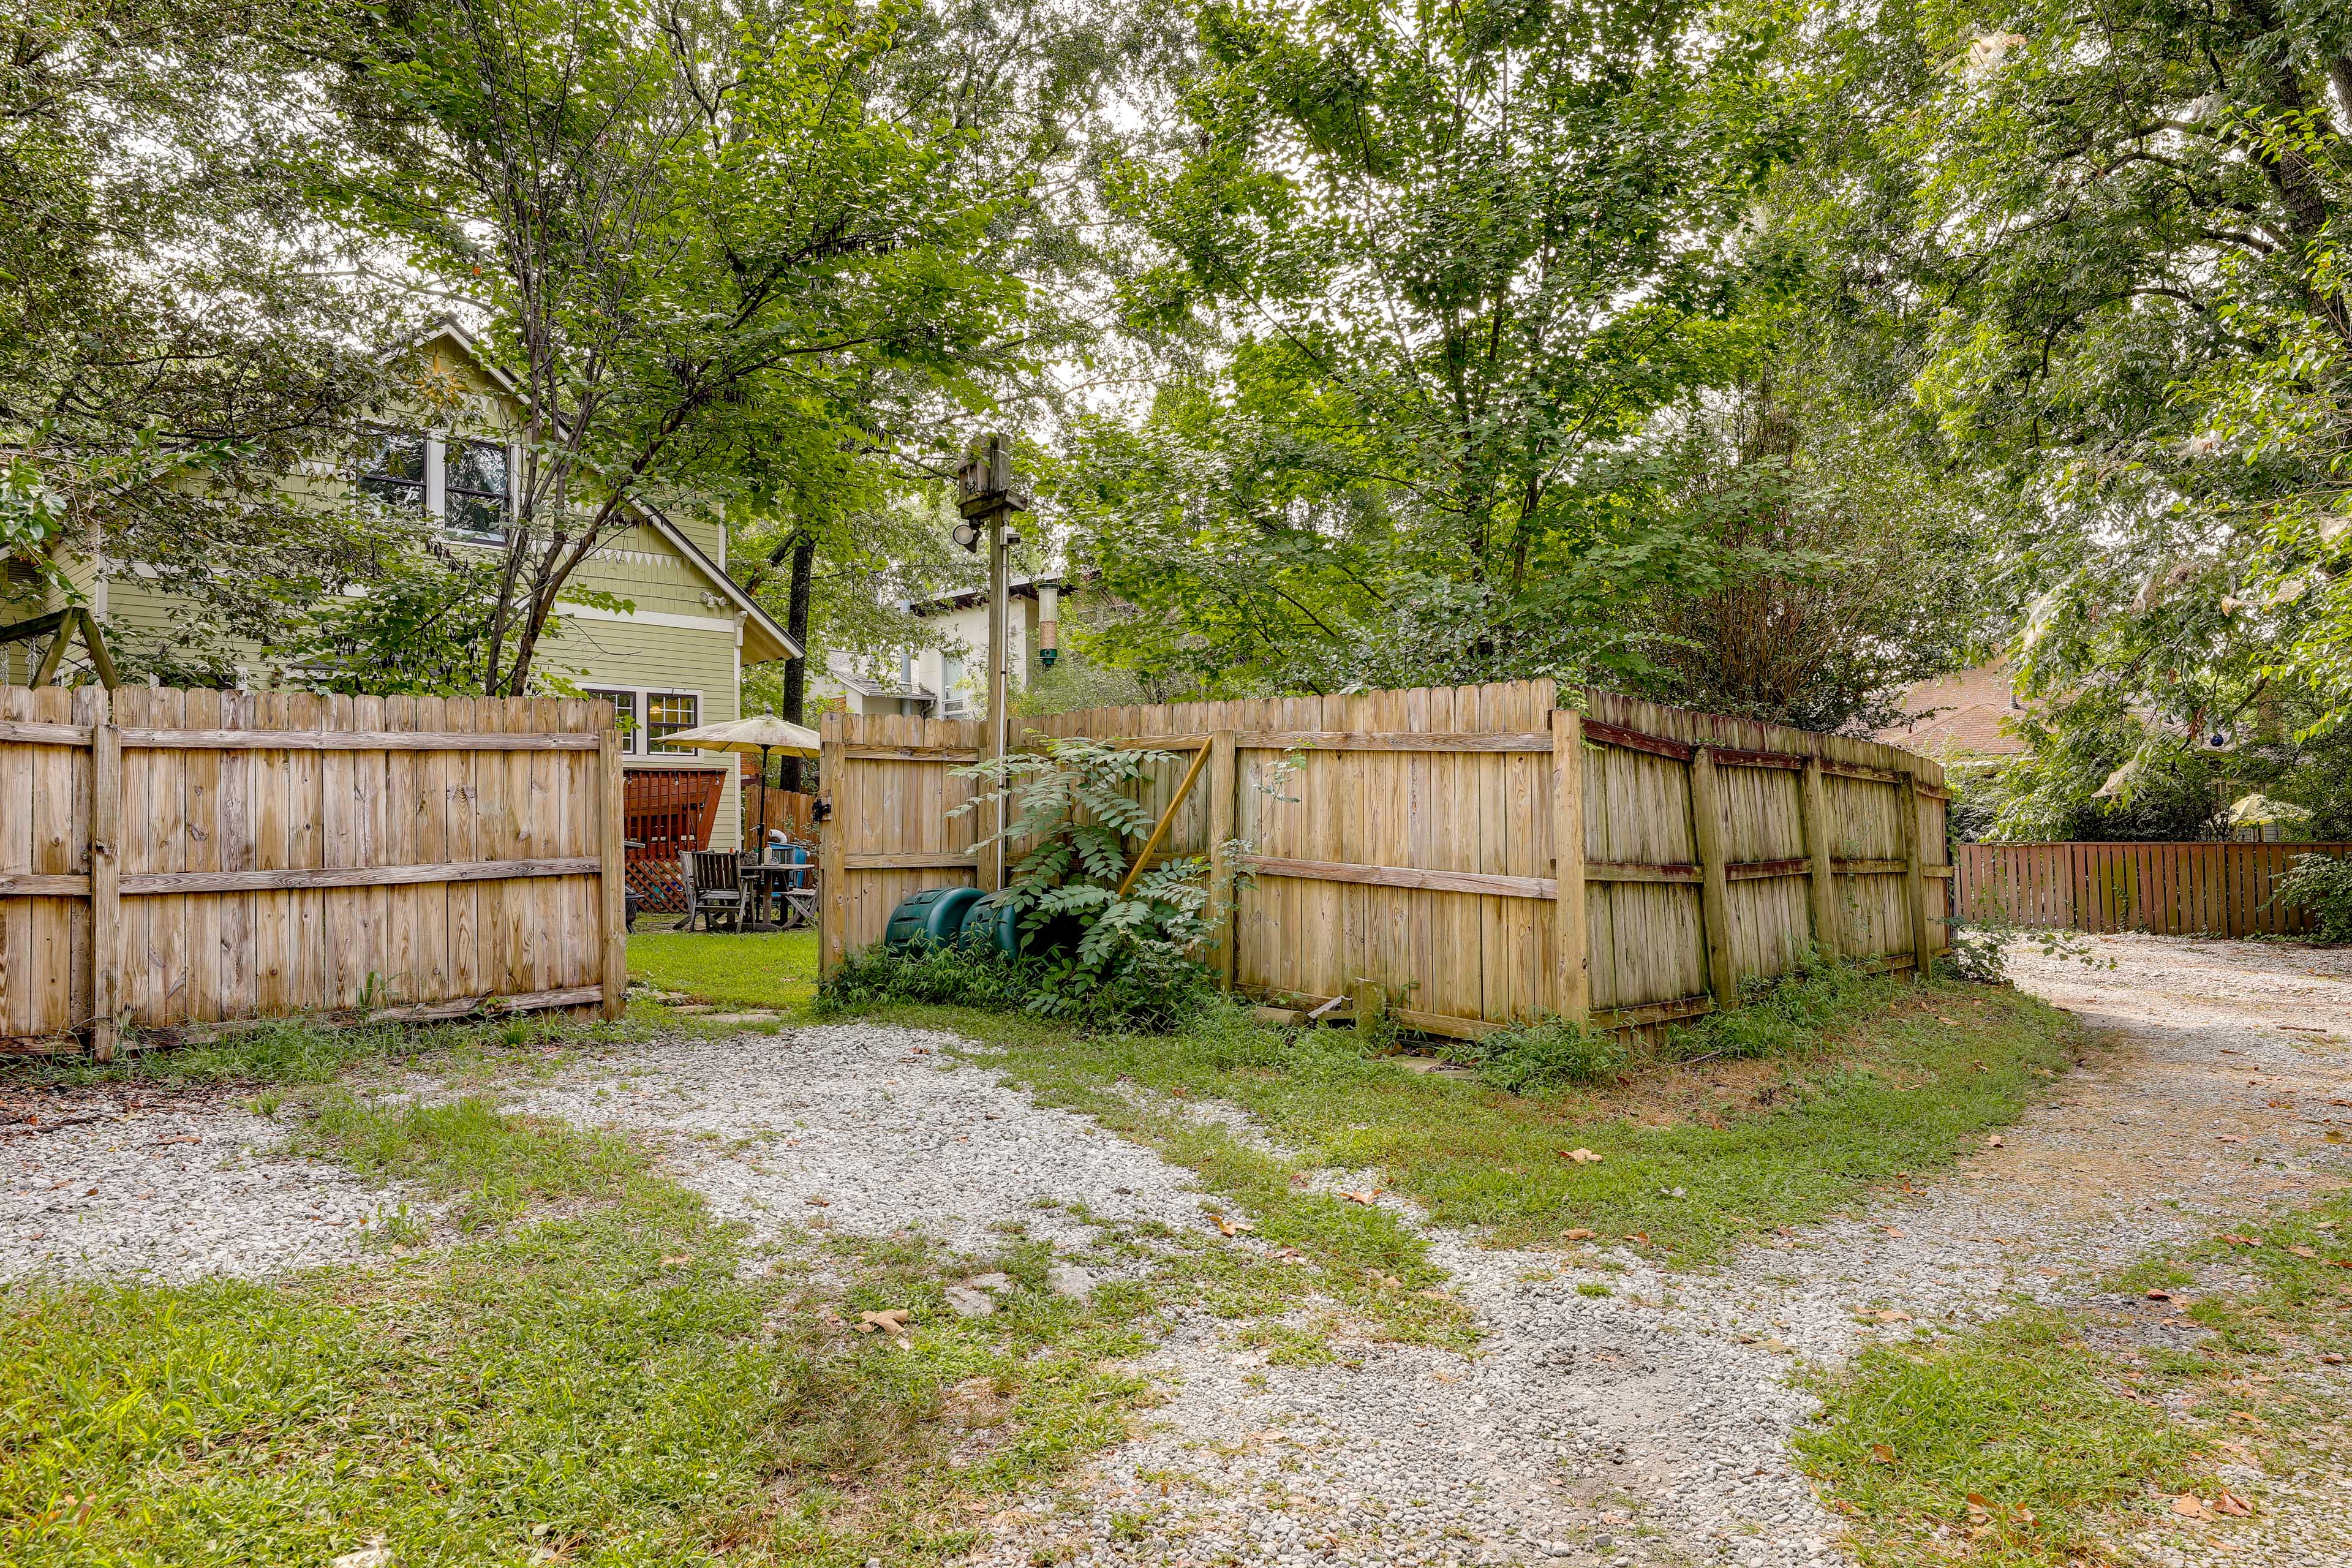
left=628, top=928, right=822, bottom=1012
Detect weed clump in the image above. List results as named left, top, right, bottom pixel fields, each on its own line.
left=1658, top=951, right=1886, bottom=1063
left=1441, top=1017, right=1629, bottom=1093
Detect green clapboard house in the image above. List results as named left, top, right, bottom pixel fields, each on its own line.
left=1, top=323, right=797, bottom=853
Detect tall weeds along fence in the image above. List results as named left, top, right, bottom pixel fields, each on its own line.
left=1954, top=840, right=2351, bottom=940
left=819, top=680, right=1951, bottom=1037
left=0, top=685, right=627, bottom=1058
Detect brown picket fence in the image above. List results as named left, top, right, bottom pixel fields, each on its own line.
left=818, top=680, right=1951, bottom=1038
left=1953, top=840, right=2351, bottom=939
left=0, top=684, right=627, bottom=1058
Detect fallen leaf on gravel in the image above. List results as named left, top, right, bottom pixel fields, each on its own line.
left=1983, top=1135, right=2004, bottom=1148
left=1869, top=1444, right=1894, bottom=1464
left=1881, top=1226, right=1906, bottom=1237
left=2222, top=1234, right=2260, bottom=1248
left=2145, top=1289, right=2172, bottom=1301
left=2216, top=1134, right=2244, bottom=1144
left=2322, top=1353, right=2346, bottom=1365
left=2329, top=1131, right=2347, bottom=1144
left=1340, top=1189, right=1381, bottom=1205
left=1873, top=1309, right=1912, bottom=1322
left=2331, top=1099, right=2352, bottom=1108
left=804, top=1196, right=831, bottom=1207
left=2214, top=1493, right=2253, bottom=1518
left=1212, top=1214, right=1254, bottom=1237
left=1562, top=1227, right=1596, bottom=1241
left=2172, top=1494, right=2208, bottom=1518
left=1561, top=1147, right=1603, bottom=1163
left=856, top=1308, right=911, bottom=1336
left=154, top=1135, right=199, bottom=1145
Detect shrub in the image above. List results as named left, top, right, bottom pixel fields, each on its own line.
left=1442, top=1017, right=1628, bottom=1093
left=952, top=737, right=1224, bottom=1028
left=2272, top=851, right=2352, bottom=943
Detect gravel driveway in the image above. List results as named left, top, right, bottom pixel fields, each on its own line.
left=5, top=936, right=2346, bottom=1567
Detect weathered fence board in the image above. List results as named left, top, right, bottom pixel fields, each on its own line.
left=1954, top=840, right=2351, bottom=939
left=819, top=680, right=1950, bottom=1038
left=0, top=685, right=627, bottom=1057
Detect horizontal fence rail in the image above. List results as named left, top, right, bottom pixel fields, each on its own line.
left=0, top=684, right=627, bottom=1058
left=1954, top=840, right=2351, bottom=940
left=819, top=681, right=1950, bottom=1039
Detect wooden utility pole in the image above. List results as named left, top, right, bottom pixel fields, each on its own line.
left=956, top=435, right=1027, bottom=892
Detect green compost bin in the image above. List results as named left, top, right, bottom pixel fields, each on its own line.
left=880, top=888, right=1065, bottom=960
left=881, top=886, right=986, bottom=952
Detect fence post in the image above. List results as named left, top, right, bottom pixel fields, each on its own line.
left=1687, top=745, right=1736, bottom=1009
left=819, top=725, right=846, bottom=975
left=88, top=694, right=120, bottom=1062
left=1549, top=707, right=1589, bottom=1023
left=1800, top=756, right=1838, bottom=960
left=1895, top=767, right=1931, bottom=981
left=598, top=728, right=627, bottom=1020
left=1206, top=728, right=1237, bottom=989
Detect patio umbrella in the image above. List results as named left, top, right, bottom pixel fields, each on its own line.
left=657, top=714, right=822, bottom=851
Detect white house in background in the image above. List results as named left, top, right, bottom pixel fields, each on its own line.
left=815, top=573, right=1072, bottom=720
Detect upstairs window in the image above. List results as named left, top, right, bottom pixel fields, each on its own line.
left=357, top=431, right=428, bottom=513
left=354, top=428, right=510, bottom=543
left=445, top=439, right=510, bottom=543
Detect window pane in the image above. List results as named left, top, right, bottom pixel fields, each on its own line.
left=447, top=493, right=506, bottom=541
left=358, top=429, right=426, bottom=511
left=647, top=693, right=699, bottom=753
left=586, top=688, right=638, bottom=752
left=447, top=439, right=508, bottom=497
left=444, top=439, right=508, bottom=541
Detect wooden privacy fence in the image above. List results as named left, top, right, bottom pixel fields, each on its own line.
left=818, top=680, right=1951, bottom=1037
left=0, top=684, right=627, bottom=1058
left=1954, top=840, right=2351, bottom=940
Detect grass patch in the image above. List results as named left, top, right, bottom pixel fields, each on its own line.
left=926, top=979, right=2079, bottom=1264
left=2, top=1005, right=684, bottom=1092
left=293, top=1093, right=644, bottom=1231
left=1803, top=1191, right=2352, bottom=1564
left=1798, top=1310, right=2213, bottom=1565
left=629, top=928, right=821, bottom=1012
left=0, top=1079, right=1156, bottom=1567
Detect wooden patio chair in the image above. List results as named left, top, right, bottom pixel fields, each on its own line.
left=677, top=850, right=747, bottom=932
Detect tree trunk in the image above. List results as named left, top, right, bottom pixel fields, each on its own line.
left=778, top=529, right=816, bottom=791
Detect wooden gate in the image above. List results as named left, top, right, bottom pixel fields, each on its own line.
left=1, top=685, right=627, bottom=1057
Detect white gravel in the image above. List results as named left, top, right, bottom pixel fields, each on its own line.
left=503, top=1023, right=1221, bottom=1259
left=1, top=1090, right=401, bottom=1285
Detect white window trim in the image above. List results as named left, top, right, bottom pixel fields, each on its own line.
left=584, top=684, right=709, bottom=761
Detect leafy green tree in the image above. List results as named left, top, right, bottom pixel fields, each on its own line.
left=1798, top=0, right=2352, bottom=765
left=325, top=0, right=1039, bottom=694
left=1060, top=0, right=1794, bottom=695
left=0, top=0, right=407, bottom=676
